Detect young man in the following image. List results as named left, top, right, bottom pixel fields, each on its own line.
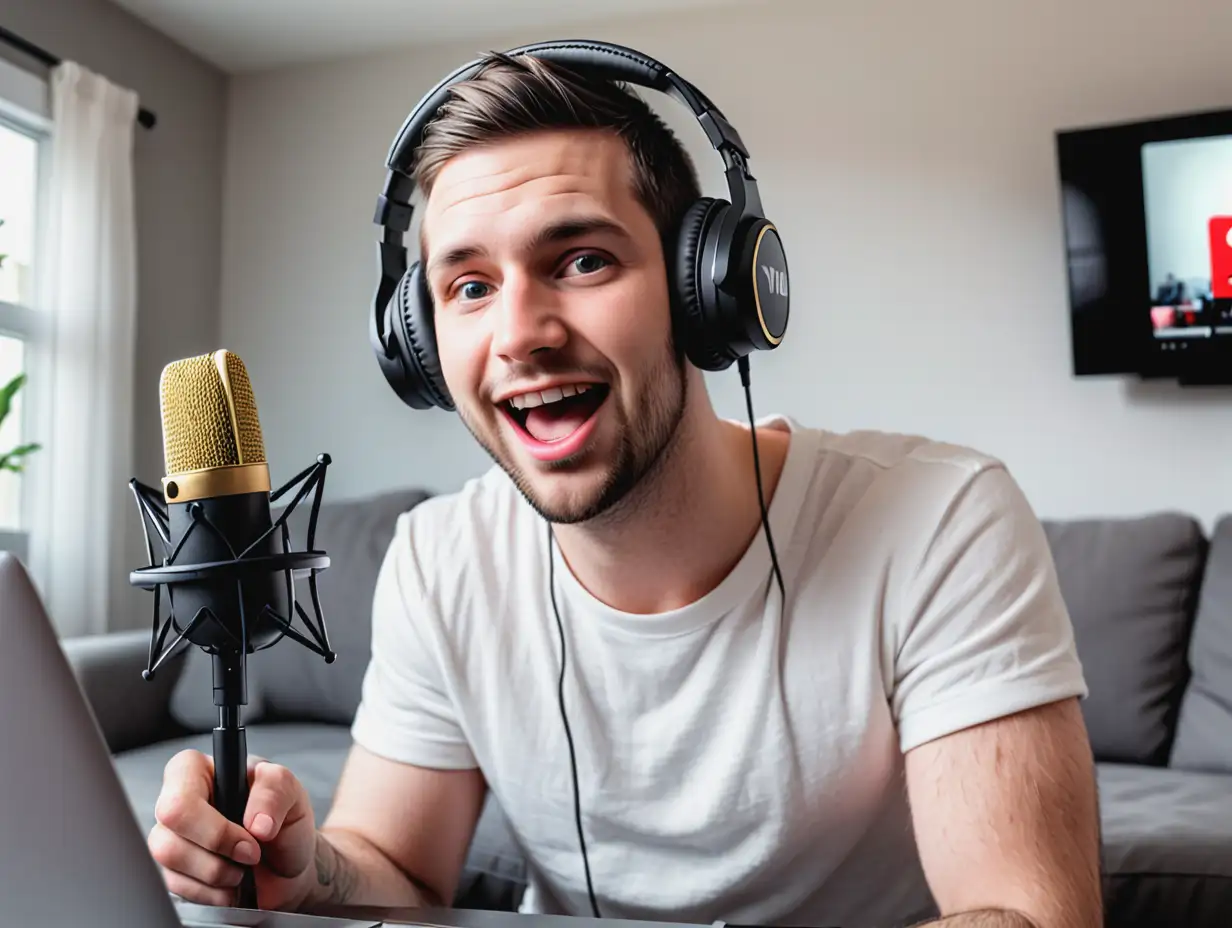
left=147, top=51, right=1103, bottom=928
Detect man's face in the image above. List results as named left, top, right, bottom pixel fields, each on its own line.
left=422, top=128, right=689, bottom=524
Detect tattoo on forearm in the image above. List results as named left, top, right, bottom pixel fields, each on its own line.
left=314, top=834, right=360, bottom=905
left=917, top=911, right=1040, bottom=927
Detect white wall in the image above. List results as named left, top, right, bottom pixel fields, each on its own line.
left=221, top=0, right=1232, bottom=528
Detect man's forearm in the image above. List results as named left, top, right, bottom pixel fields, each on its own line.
left=301, top=828, right=442, bottom=911
left=918, top=912, right=1038, bottom=927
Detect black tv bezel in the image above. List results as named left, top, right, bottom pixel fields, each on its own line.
left=1056, top=105, right=1232, bottom=385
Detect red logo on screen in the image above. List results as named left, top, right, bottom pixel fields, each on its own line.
left=1210, top=216, right=1232, bottom=298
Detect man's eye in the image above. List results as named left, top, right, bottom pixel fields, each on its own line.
left=566, top=253, right=609, bottom=276
left=458, top=281, right=490, bottom=301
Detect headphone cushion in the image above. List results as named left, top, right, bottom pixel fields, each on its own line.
left=673, top=197, right=729, bottom=371
left=396, top=264, right=453, bottom=410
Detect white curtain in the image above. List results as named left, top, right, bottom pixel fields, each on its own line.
left=26, top=62, right=139, bottom=638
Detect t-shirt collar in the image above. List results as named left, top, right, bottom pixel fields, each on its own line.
left=550, top=415, right=814, bottom=639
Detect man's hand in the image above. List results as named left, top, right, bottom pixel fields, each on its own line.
left=905, top=697, right=1103, bottom=928
left=148, top=750, right=319, bottom=911
left=149, top=744, right=488, bottom=914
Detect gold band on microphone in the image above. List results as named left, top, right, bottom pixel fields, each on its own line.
left=162, top=462, right=271, bottom=504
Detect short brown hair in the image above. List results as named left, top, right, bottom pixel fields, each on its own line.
left=412, top=52, right=702, bottom=245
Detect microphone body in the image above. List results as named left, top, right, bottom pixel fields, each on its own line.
left=128, top=350, right=333, bottom=910
left=165, top=491, right=287, bottom=662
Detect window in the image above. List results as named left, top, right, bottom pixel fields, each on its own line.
left=0, top=56, right=49, bottom=560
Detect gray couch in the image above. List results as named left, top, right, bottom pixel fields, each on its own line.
left=62, top=488, right=1232, bottom=927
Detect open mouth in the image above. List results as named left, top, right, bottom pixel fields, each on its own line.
left=500, top=383, right=610, bottom=454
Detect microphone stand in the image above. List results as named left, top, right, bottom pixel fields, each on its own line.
left=128, top=454, right=335, bottom=913
left=214, top=649, right=257, bottom=909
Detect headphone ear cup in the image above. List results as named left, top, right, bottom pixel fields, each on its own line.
left=392, top=263, right=454, bottom=410
left=673, top=197, right=733, bottom=371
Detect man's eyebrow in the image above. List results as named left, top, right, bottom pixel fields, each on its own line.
left=424, top=216, right=631, bottom=281
left=424, top=243, right=487, bottom=281
left=526, top=216, right=631, bottom=253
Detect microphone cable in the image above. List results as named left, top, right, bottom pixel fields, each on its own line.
left=546, top=355, right=784, bottom=922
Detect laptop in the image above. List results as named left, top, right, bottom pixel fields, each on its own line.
left=0, top=552, right=383, bottom=928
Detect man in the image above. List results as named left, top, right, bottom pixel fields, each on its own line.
left=1154, top=273, right=1187, bottom=306
left=147, top=50, right=1102, bottom=928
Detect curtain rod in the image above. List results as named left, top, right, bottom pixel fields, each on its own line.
left=0, top=24, right=156, bottom=128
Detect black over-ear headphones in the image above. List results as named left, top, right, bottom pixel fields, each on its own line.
left=370, top=39, right=790, bottom=411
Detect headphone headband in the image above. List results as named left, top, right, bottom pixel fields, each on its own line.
left=374, top=40, right=760, bottom=235
left=389, top=41, right=745, bottom=168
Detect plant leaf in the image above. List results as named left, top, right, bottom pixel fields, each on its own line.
left=0, top=443, right=39, bottom=473
left=0, top=372, right=27, bottom=427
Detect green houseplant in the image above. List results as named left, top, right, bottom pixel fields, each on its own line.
left=0, top=219, right=40, bottom=472
left=0, top=372, right=39, bottom=472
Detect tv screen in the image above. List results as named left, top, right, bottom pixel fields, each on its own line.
left=1057, top=107, right=1232, bottom=383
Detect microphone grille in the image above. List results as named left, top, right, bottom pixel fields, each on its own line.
left=222, top=350, right=263, bottom=457
left=160, top=350, right=267, bottom=474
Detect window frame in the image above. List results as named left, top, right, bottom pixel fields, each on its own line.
left=0, top=54, right=51, bottom=562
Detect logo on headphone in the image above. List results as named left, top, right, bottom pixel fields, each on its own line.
left=760, top=264, right=788, bottom=298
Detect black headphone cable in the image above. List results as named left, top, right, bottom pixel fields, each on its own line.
left=738, top=355, right=786, bottom=604
left=546, top=357, right=784, bottom=922
left=547, top=523, right=603, bottom=919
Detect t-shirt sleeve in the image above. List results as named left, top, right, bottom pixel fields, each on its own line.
left=350, top=511, right=478, bottom=769
left=891, top=463, right=1089, bottom=753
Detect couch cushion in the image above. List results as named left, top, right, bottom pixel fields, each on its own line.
left=113, top=723, right=526, bottom=911
left=1097, top=762, right=1232, bottom=927
left=1042, top=514, right=1206, bottom=765
left=169, top=487, right=429, bottom=730
left=1171, top=515, right=1232, bottom=774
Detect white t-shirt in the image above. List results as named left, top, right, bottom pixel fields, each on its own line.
left=350, top=416, right=1088, bottom=928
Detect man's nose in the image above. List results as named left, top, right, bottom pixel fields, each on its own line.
left=490, top=273, right=567, bottom=362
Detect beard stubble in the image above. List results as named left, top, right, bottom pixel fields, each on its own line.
left=459, top=343, right=690, bottom=525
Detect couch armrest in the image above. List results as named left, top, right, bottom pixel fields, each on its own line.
left=61, top=630, right=191, bottom=754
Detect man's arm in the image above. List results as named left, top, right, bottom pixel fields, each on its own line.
left=302, top=743, right=487, bottom=911
left=904, top=697, right=1102, bottom=928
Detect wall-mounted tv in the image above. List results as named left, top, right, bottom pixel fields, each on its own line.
left=1057, top=106, right=1232, bottom=384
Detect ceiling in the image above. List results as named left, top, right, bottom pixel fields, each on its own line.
left=109, top=0, right=760, bottom=73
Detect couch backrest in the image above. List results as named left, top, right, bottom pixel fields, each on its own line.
left=168, top=486, right=430, bottom=731
left=1042, top=513, right=1207, bottom=766
left=1169, top=515, right=1232, bottom=774
left=165, top=483, right=1226, bottom=769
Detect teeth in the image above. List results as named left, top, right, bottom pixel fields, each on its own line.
left=508, top=383, right=594, bottom=410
